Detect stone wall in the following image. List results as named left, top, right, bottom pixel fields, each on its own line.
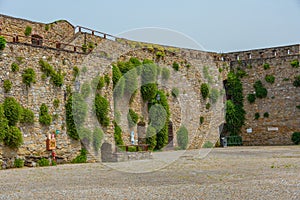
left=0, top=14, right=75, bottom=49
left=0, top=14, right=299, bottom=167
left=229, top=54, right=300, bottom=145
left=0, top=43, right=86, bottom=167
left=114, top=47, right=225, bottom=149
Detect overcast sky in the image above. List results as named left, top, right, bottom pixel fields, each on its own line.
left=0, top=0, right=299, bottom=52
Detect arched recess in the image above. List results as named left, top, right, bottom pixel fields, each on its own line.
left=31, top=34, right=43, bottom=46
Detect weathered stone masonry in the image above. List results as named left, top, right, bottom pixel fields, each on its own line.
left=0, top=14, right=299, bottom=166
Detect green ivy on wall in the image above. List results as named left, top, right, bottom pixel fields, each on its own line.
left=39, top=104, right=52, bottom=126
left=224, top=72, right=246, bottom=136
left=0, top=36, right=6, bottom=50
left=95, top=94, right=109, bottom=127
left=39, top=59, right=64, bottom=87
left=22, top=68, right=36, bottom=87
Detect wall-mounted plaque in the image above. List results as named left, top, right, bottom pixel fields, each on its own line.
left=267, top=127, right=279, bottom=131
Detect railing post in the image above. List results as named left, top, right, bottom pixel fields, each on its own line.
left=92, top=31, right=94, bottom=36
left=78, top=27, right=81, bottom=32
left=104, top=34, right=106, bottom=39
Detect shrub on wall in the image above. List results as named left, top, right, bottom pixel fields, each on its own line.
left=153, top=91, right=170, bottom=150
left=38, top=158, right=50, bottom=167
left=20, top=108, right=34, bottom=124
left=291, top=60, right=299, bottom=68
left=97, top=77, right=105, bottom=91
left=3, top=79, right=12, bottom=93
left=141, top=62, right=157, bottom=84
left=4, top=126, right=23, bottom=148
left=293, top=75, right=300, bottom=87
left=82, top=44, right=88, bottom=53
left=172, top=62, right=180, bottom=71
left=39, top=60, right=64, bottom=87
left=263, top=63, right=270, bottom=70
left=0, top=36, right=6, bottom=50
left=65, top=95, right=79, bottom=140
left=255, top=112, right=260, bottom=120
left=114, top=121, right=124, bottom=146
left=291, top=132, right=300, bottom=145
left=11, top=62, right=19, bottom=72
left=254, top=80, right=268, bottom=98
left=53, top=99, right=60, bottom=109
left=73, top=66, right=80, bottom=78
left=265, top=75, right=275, bottom=84
left=200, top=116, right=204, bottom=125
left=93, top=127, right=104, bottom=153
left=51, top=70, right=64, bottom=87
left=141, top=83, right=158, bottom=101
left=24, top=26, right=32, bottom=36
left=71, top=149, right=87, bottom=164
left=146, top=125, right=157, bottom=151
left=104, top=74, right=110, bottom=86
left=176, top=126, right=189, bottom=150
left=3, top=97, right=22, bottom=126
left=95, top=94, right=109, bottom=127
left=161, top=68, right=170, bottom=80
left=0, top=104, right=9, bottom=142
left=112, top=65, right=122, bottom=88
left=14, top=158, right=24, bottom=168
left=39, top=104, right=52, bottom=126
left=171, top=88, right=179, bottom=98
left=206, top=103, right=211, bottom=110
left=22, top=68, right=36, bottom=87
left=203, top=141, right=214, bottom=148
left=156, top=51, right=165, bottom=59
left=201, top=83, right=209, bottom=99
left=263, top=112, right=269, bottom=118
left=247, top=94, right=256, bottom=104
left=127, top=109, right=139, bottom=128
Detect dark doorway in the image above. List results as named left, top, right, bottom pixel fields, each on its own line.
left=31, top=34, right=43, bottom=46
left=137, top=121, right=146, bottom=144
left=167, top=121, right=174, bottom=147
left=223, top=80, right=231, bottom=100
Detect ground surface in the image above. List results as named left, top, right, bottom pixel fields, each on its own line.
left=0, top=146, right=299, bottom=200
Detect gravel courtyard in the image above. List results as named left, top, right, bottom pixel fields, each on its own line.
left=0, top=146, right=299, bottom=200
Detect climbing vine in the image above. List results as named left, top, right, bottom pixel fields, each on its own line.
left=39, top=104, right=52, bottom=126
left=127, top=109, right=139, bottom=128
left=95, top=94, right=109, bottom=127
left=39, top=59, right=64, bottom=87
left=224, top=72, right=246, bottom=136
left=22, top=68, right=36, bottom=87
left=3, top=80, right=12, bottom=93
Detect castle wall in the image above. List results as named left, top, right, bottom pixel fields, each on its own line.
left=229, top=54, right=300, bottom=145
left=0, top=14, right=299, bottom=167
left=0, top=43, right=85, bottom=165
left=0, top=14, right=75, bottom=49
